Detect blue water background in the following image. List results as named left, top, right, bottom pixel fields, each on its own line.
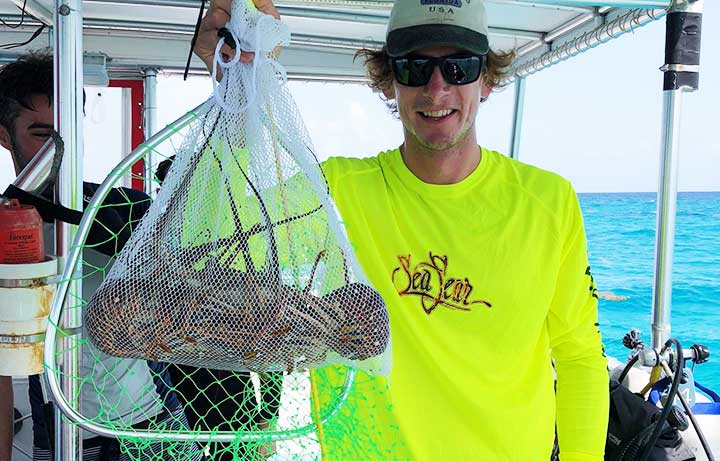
left=580, top=192, right=720, bottom=393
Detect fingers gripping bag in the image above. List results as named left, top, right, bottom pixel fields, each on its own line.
left=83, top=0, right=391, bottom=378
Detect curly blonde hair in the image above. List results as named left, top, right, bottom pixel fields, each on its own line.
left=354, top=46, right=515, bottom=114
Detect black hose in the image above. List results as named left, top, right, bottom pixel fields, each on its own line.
left=638, top=338, right=684, bottom=461
left=617, top=352, right=640, bottom=385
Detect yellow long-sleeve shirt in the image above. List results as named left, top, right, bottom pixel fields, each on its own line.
left=313, top=147, right=608, bottom=460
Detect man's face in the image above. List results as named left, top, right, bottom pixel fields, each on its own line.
left=389, top=46, right=483, bottom=152
left=0, top=94, right=54, bottom=174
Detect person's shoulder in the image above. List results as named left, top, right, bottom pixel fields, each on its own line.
left=321, top=152, right=388, bottom=191
left=323, top=154, right=383, bottom=178
left=83, top=182, right=151, bottom=207
left=485, top=149, right=576, bottom=224
left=488, top=149, right=574, bottom=202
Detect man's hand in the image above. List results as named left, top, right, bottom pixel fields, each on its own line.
left=194, top=0, right=282, bottom=75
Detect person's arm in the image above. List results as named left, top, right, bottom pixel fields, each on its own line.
left=0, top=375, right=13, bottom=461
left=547, top=185, right=609, bottom=461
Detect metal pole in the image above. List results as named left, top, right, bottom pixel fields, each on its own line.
left=508, top=77, right=527, bottom=160
left=54, top=0, right=83, bottom=459
left=651, top=90, right=683, bottom=350
left=650, top=0, right=703, bottom=351
left=143, top=67, right=158, bottom=196
left=508, top=7, right=667, bottom=82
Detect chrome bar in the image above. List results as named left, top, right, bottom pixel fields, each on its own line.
left=492, top=27, right=544, bottom=40
left=515, top=12, right=597, bottom=58
left=81, top=0, right=597, bottom=13
left=11, top=138, right=56, bottom=193
left=508, top=77, right=526, bottom=160
left=9, top=0, right=54, bottom=25
left=543, top=9, right=598, bottom=43
left=279, top=5, right=389, bottom=24
left=53, top=0, right=84, bottom=459
left=0, top=12, right=542, bottom=43
left=485, top=0, right=594, bottom=12
left=650, top=90, right=682, bottom=350
left=509, top=7, right=667, bottom=81
left=143, top=68, right=158, bottom=197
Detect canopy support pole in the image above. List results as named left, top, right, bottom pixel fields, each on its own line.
left=54, top=0, right=84, bottom=459
left=143, top=67, right=158, bottom=196
left=650, top=0, right=703, bottom=351
left=509, top=77, right=527, bottom=160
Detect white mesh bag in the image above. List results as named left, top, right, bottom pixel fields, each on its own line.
left=84, top=1, right=391, bottom=376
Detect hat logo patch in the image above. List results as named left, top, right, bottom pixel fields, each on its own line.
left=420, top=0, right=462, bottom=8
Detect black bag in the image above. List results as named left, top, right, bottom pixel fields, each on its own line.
left=605, top=379, right=695, bottom=461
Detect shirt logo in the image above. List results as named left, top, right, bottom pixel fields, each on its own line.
left=420, top=0, right=462, bottom=8
left=391, top=252, right=492, bottom=315
left=586, top=266, right=599, bottom=299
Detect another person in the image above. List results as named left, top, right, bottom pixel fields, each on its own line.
left=0, top=51, right=201, bottom=461
left=194, top=0, right=610, bottom=459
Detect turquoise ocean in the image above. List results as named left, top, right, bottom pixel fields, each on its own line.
left=581, top=192, right=720, bottom=393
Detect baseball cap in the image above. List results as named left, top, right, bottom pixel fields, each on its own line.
left=385, top=0, right=490, bottom=57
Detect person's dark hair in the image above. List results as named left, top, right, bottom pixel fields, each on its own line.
left=0, top=49, right=54, bottom=133
left=154, top=155, right=176, bottom=184
left=354, top=46, right=516, bottom=115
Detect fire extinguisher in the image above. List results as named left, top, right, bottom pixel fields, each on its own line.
left=0, top=198, right=45, bottom=264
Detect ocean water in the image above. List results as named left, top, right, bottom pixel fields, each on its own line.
left=581, top=192, right=720, bottom=393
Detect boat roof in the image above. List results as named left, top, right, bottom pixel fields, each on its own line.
left=0, top=0, right=670, bottom=81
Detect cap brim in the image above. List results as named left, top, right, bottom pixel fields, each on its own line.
left=387, top=24, right=489, bottom=57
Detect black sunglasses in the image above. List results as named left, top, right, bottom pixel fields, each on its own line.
left=389, top=54, right=486, bottom=87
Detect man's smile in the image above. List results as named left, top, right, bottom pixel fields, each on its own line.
left=418, top=108, right=458, bottom=122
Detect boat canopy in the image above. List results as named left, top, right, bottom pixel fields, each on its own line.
left=1, top=0, right=672, bottom=81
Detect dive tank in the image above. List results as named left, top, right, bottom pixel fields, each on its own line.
left=0, top=199, right=58, bottom=376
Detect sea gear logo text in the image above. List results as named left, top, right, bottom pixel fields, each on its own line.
left=391, top=252, right=492, bottom=315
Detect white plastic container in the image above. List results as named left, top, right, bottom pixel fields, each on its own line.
left=0, top=258, right=58, bottom=376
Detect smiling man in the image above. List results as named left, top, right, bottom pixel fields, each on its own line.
left=194, top=0, right=609, bottom=459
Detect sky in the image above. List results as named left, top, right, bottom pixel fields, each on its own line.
left=0, top=2, right=718, bottom=193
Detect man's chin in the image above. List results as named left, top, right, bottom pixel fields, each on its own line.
left=416, top=133, right=463, bottom=152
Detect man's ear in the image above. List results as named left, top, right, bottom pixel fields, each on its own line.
left=0, top=125, right=12, bottom=152
left=480, top=84, right=492, bottom=101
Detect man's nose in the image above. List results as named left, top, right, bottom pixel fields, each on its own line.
left=423, top=65, right=449, bottom=97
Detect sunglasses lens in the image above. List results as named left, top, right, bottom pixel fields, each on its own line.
left=442, top=57, right=481, bottom=85
left=392, top=58, right=432, bottom=87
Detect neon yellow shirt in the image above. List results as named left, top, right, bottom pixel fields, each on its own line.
left=314, top=148, right=608, bottom=461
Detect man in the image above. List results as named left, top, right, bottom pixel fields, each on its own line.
left=194, top=0, right=609, bottom=460
left=0, top=51, right=201, bottom=461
